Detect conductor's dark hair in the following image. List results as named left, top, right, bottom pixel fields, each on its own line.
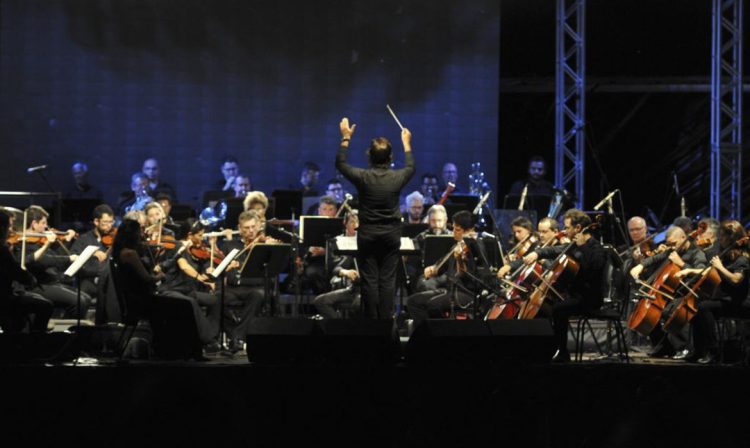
left=452, top=210, right=476, bottom=230
left=367, top=137, right=393, bottom=166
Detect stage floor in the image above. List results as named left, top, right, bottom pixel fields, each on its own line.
left=2, top=339, right=748, bottom=448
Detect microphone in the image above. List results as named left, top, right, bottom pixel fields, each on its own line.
left=518, top=183, right=529, bottom=211
left=472, top=191, right=492, bottom=215
left=593, top=189, right=619, bottom=211
left=27, top=164, right=48, bottom=173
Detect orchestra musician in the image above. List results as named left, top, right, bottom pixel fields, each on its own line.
left=419, top=173, right=440, bottom=207
left=117, top=172, right=153, bottom=217
left=508, top=156, right=556, bottom=198
left=311, top=211, right=361, bottom=319
left=111, top=218, right=213, bottom=359
left=336, top=117, right=415, bottom=319
left=217, top=156, right=241, bottom=192
left=677, top=220, right=749, bottom=364
left=142, top=158, right=178, bottom=202
left=219, top=209, right=281, bottom=353
left=402, top=191, right=425, bottom=224
left=629, top=226, right=707, bottom=358
left=410, top=204, right=452, bottom=293
left=406, top=211, right=489, bottom=323
left=70, top=204, right=116, bottom=301
left=496, top=216, right=559, bottom=279
left=523, top=209, right=607, bottom=363
left=0, top=210, right=53, bottom=334
left=13, top=206, right=91, bottom=319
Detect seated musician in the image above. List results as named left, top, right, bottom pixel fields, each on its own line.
left=243, top=191, right=269, bottom=218
left=696, top=217, right=720, bottom=259
left=496, top=217, right=559, bottom=278
left=161, top=220, right=226, bottom=346
left=143, top=201, right=175, bottom=240
left=232, top=175, right=252, bottom=199
left=523, top=209, right=606, bottom=363
left=14, top=206, right=91, bottom=319
left=508, top=156, right=555, bottom=198
left=0, top=210, right=53, bottom=333
left=217, top=156, right=241, bottom=193
left=284, top=196, right=338, bottom=295
left=154, top=193, right=176, bottom=226
left=629, top=225, right=706, bottom=358
left=111, top=218, right=216, bottom=359
left=406, top=211, right=490, bottom=323
left=419, top=173, right=439, bottom=207
left=311, top=211, right=361, bottom=319
left=412, top=204, right=451, bottom=292
left=117, top=172, right=153, bottom=217
left=676, top=220, right=748, bottom=364
left=402, top=191, right=425, bottom=224
left=220, top=209, right=281, bottom=353
left=70, top=204, right=116, bottom=302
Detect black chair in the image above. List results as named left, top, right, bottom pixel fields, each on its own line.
left=571, top=244, right=630, bottom=362
left=716, top=316, right=750, bottom=365
left=109, top=258, right=147, bottom=359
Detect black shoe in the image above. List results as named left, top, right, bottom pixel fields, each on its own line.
left=671, top=349, right=691, bottom=360
left=684, top=351, right=704, bottom=363
left=203, top=341, right=221, bottom=355
left=648, top=344, right=676, bottom=358
left=697, top=352, right=717, bottom=365
left=551, top=350, right=571, bottom=363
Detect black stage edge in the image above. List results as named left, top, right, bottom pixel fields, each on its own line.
left=1, top=361, right=747, bottom=447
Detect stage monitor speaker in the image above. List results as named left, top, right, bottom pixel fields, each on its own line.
left=317, top=319, right=400, bottom=364
left=246, top=318, right=319, bottom=364
left=406, top=319, right=555, bottom=365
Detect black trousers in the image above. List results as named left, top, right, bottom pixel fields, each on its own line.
left=0, top=291, right=53, bottom=333
left=692, top=299, right=750, bottom=356
left=33, top=283, right=92, bottom=319
left=407, top=287, right=474, bottom=324
left=551, top=296, right=601, bottom=355
left=313, top=287, right=360, bottom=319
left=224, top=285, right=265, bottom=341
left=357, top=227, right=401, bottom=319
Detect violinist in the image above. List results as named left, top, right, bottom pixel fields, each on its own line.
left=406, top=211, right=489, bottom=323
left=678, top=220, right=749, bottom=364
left=0, top=210, right=53, bottom=334
left=70, top=204, right=116, bottom=301
left=13, top=206, right=91, bottom=319
left=622, top=216, right=651, bottom=266
left=219, top=209, right=276, bottom=352
left=311, top=211, right=361, bottom=319
left=629, top=226, right=707, bottom=358
left=506, top=216, right=537, bottom=262
left=523, top=209, right=606, bottom=363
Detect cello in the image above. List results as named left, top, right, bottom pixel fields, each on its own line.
left=517, top=220, right=601, bottom=320
left=661, top=236, right=747, bottom=335
left=626, top=223, right=706, bottom=336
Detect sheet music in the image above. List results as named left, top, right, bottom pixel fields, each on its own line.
left=400, top=237, right=415, bottom=251
left=335, top=235, right=357, bottom=251
left=211, top=248, right=240, bottom=278
left=64, top=245, right=99, bottom=277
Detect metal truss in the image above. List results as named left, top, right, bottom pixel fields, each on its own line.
left=710, top=0, right=744, bottom=220
left=555, top=0, right=586, bottom=209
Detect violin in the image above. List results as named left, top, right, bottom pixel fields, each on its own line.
left=146, top=233, right=177, bottom=250
left=189, top=243, right=225, bottom=266
left=100, top=229, right=117, bottom=248
left=7, top=231, right=71, bottom=245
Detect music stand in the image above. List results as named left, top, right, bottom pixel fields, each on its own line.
left=62, top=245, right=99, bottom=364
left=300, top=216, right=344, bottom=247
left=421, top=235, right=455, bottom=268
left=402, top=223, right=429, bottom=238
left=272, top=190, right=303, bottom=220
left=211, top=248, right=240, bottom=351
left=239, top=244, right=291, bottom=317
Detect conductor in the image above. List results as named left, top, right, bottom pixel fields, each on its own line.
left=335, top=117, right=415, bottom=318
